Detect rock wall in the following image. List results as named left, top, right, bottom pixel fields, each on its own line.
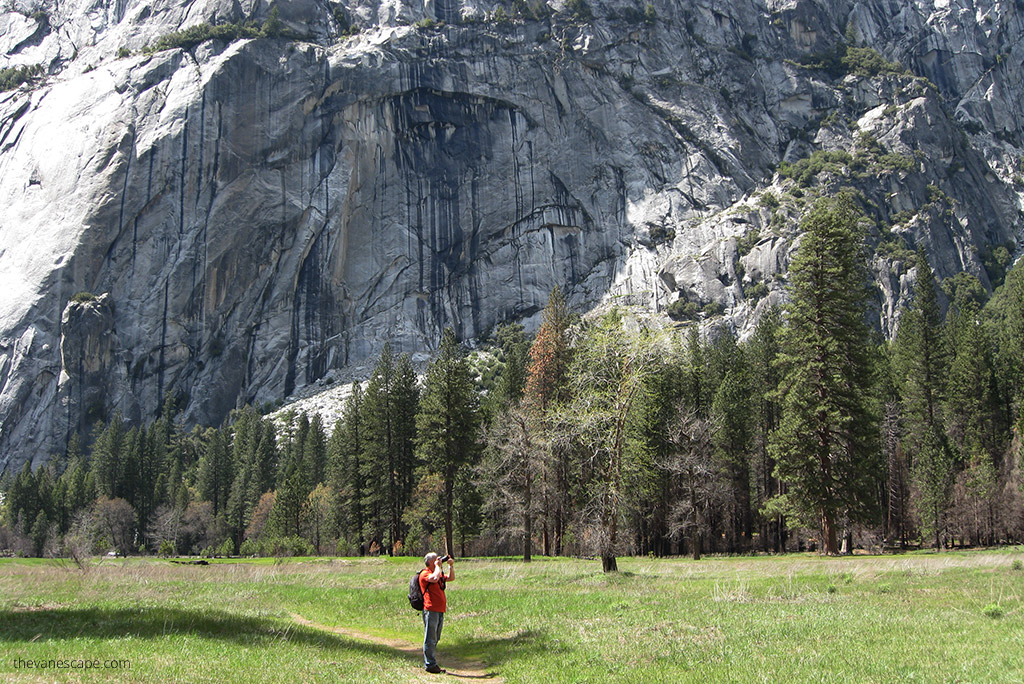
left=1, top=0, right=1021, bottom=470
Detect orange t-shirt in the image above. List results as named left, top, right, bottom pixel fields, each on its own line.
left=419, top=568, right=447, bottom=613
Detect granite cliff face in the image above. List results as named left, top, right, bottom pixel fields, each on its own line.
left=1, top=0, right=1021, bottom=469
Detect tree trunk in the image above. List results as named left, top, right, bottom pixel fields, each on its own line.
left=821, top=508, right=839, bottom=555
left=524, top=467, right=532, bottom=562
left=602, top=554, right=618, bottom=572
left=444, top=478, right=454, bottom=556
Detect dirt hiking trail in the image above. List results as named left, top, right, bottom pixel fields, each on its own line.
left=290, top=612, right=503, bottom=682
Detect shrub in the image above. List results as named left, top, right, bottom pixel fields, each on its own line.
left=667, top=299, right=699, bottom=321
left=737, top=230, right=762, bottom=257
left=0, top=64, right=43, bottom=92
left=415, top=17, right=436, bottom=29
left=563, top=0, right=592, bottom=22
left=217, top=538, right=235, bottom=557
left=257, top=535, right=314, bottom=557
left=702, top=301, right=724, bottom=317
left=117, top=47, right=132, bottom=58
left=842, top=46, right=905, bottom=77
left=239, top=539, right=257, bottom=557
left=144, top=11, right=294, bottom=54
left=875, top=238, right=914, bottom=262
left=649, top=224, right=675, bottom=244
left=759, top=193, right=779, bottom=209
left=982, top=603, right=1004, bottom=619
left=779, top=150, right=852, bottom=186
left=158, top=540, right=176, bottom=557
left=491, top=6, right=510, bottom=24
left=1012, top=558, right=1023, bottom=571
left=798, top=44, right=905, bottom=79
left=744, top=281, right=769, bottom=301
left=643, top=4, right=657, bottom=25
left=332, top=6, right=359, bottom=35
left=70, top=291, right=97, bottom=303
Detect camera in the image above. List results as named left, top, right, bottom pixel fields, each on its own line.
left=439, top=554, right=452, bottom=563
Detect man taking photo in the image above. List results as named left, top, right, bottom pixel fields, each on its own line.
left=419, top=552, right=454, bottom=674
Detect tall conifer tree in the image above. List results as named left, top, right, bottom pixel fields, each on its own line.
left=415, top=328, right=479, bottom=555
left=769, top=195, right=881, bottom=555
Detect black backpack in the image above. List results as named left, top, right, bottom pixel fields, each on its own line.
left=408, top=571, right=445, bottom=611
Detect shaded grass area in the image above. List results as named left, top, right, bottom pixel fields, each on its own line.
left=1, top=550, right=1023, bottom=682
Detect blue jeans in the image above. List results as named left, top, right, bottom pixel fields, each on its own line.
left=422, top=610, right=445, bottom=668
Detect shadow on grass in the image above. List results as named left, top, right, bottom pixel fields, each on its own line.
left=0, top=606, right=395, bottom=657
left=445, top=628, right=561, bottom=667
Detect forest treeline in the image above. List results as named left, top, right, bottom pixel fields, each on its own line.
left=2, top=196, right=1023, bottom=569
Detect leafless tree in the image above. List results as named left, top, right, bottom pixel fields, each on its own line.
left=147, top=504, right=182, bottom=552
left=91, top=497, right=136, bottom=557
left=662, top=406, right=721, bottom=560
left=480, top=405, right=549, bottom=560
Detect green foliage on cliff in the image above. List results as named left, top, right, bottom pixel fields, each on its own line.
left=798, top=43, right=906, bottom=79
left=0, top=64, right=43, bottom=92
left=143, top=9, right=295, bottom=55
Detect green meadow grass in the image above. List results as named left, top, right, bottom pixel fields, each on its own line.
left=1, top=549, right=1022, bottom=682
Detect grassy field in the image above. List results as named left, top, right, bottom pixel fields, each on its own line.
left=1, top=549, right=1023, bottom=682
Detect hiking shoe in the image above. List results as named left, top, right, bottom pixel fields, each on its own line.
left=425, top=664, right=445, bottom=674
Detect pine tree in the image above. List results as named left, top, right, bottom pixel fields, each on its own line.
left=768, top=195, right=881, bottom=555
left=197, top=427, right=232, bottom=517
left=711, top=356, right=754, bottom=551
left=484, top=322, right=530, bottom=419
left=415, top=328, right=480, bottom=555
left=92, top=414, right=127, bottom=499
left=895, top=249, right=953, bottom=549
left=303, top=414, right=327, bottom=491
left=746, top=306, right=785, bottom=551
left=361, top=343, right=400, bottom=553
left=327, top=384, right=365, bottom=551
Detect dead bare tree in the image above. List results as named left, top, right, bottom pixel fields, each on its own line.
left=480, top=405, right=548, bottom=560
left=662, top=406, right=720, bottom=560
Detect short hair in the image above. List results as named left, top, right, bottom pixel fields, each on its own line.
left=424, top=552, right=438, bottom=567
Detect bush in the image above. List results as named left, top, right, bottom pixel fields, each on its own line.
left=759, top=193, right=779, bottom=209
left=779, top=150, right=852, bottom=187
left=70, top=291, right=97, bottom=303
left=649, top=224, right=675, bottom=244
left=798, top=44, right=905, bottom=79
left=0, top=64, right=43, bottom=92
left=982, top=603, right=1004, bottom=619
left=415, top=17, right=436, bottom=29
left=842, top=46, right=905, bottom=77
left=145, top=11, right=294, bottom=54
left=239, top=539, right=257, bottom=557
left=643, top=4, right=657, bottom=25
left=744, top=281, right=769, bottom=301
left=667, top=299, right=699, bottom=321
left=491, top=6, right=510, bottom=24
left=563, top=0, right=592, bottom=22
left=217, top=538, right=235, bottom=557
left=257, top=535, right=313, bottom=557
left=737, top=230, right=762, bottom=258
left=158, top=540, right=176, bottom=557
left=702, top=301, right=724, bottom=317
